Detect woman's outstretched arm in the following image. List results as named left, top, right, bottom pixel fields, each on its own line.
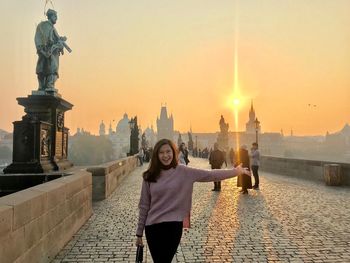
left=183, top=164, right=250, bottom=183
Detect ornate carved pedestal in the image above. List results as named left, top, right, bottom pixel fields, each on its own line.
left=4, top=95, right=73, bottom=173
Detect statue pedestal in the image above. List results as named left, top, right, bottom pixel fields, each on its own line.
left=31, top=88, right=61, bottom=97
left=4, top=94, right=74, bottom=174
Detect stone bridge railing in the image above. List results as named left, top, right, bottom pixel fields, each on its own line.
left=0, top=170, right=92, bottom=263
left=87, top=155, right=138, bottom=201
left=260, top=156, right=350, bottom=186
left=0, top=155, right=139, bottom=263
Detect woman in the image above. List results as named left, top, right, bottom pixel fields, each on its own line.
left=135, top=139, right=250, bottom=263
left=236, top=145, right=252, bottom=194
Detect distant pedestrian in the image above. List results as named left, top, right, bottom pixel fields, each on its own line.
left=229, top=148, right=235, bottom=165
left=138, top=147, right=144, bottom=166
left=236, top=145, right=252, bottom=194
left=135, top=139, right=250, bottom=263
left=251, top=143, right=260, bottom=189
left=209, top=143, right=226, bottom=191
left=179, top=142, right=190, bottom=165
left=144, top=147, right=151, bottom=162
left=202, top=147, right=209, bottom=159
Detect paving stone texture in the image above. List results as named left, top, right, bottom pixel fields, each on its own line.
left=54, top=158, right=350, bottom=262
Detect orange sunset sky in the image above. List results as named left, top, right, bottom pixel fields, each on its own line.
left=0, top=0, right=349, bottom=136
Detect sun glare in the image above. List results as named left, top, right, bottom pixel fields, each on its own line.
left=227, top=95, right=243, bottom=110
left=233, top=98, right=240, bottom=106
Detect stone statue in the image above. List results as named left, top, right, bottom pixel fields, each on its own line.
left=35, top=9, right=71, bottom=92
left=219, top=115, right=229, bottom=133
left=217, top=115, right=229, bottom=151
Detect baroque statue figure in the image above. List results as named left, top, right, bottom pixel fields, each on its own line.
left=35, top=9, right=71, bottom=91
left=219, top=115, right=229, bottom=133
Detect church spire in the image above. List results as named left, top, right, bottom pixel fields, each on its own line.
left=250, top=100, right=255, bottom=113
left=249, top=99, right=255, bottom=121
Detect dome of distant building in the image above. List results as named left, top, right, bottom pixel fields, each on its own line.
left=144, top=125, right=157, bottom=147
left=109, top=113, right=131, bottom=159
left=116, top=113, right=130, bottom=134
left=340, top=123, right=350, bottom=135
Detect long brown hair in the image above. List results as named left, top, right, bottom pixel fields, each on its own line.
left=143, top=139, right=178, bottom=182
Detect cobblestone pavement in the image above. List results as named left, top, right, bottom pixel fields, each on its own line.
left=54, top=158, right=350, bottom=263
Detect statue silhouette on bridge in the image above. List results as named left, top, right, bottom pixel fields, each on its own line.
left=35, top=9, right=71, bottom=93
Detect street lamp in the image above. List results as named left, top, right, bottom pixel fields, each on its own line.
left=254, top=117, right=260, bottom=144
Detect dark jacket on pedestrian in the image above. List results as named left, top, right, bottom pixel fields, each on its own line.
left=209, top=149, right=225, bottom=169
left=236, top=147, right=252, bottom=189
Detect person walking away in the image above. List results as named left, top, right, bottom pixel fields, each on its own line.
left=251, top=142, right=260, bottom=189
left=236, top=145, right=252, bottom=194
left=184, top=145, right=190, bottom=165
left=138, top=147, right=144, bottom=166
left=179, top=143, right=190, bottom=165
left=209, top=143, right=226, bottom=191
left=135, top=139, right=250, bottom=263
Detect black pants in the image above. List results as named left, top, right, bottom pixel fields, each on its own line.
left=252, top=165, right=259, bottom=187
left=213, top=181, right=221, bottom=190
left=145, top=221, right=183, bottom=263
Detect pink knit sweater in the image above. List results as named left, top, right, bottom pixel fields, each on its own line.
left=136, top=164, right=239, bottom=236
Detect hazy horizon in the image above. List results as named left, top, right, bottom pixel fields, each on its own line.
left=1, top=0, right=349, bottom=136
left=1, top=116, right=348, bottom=138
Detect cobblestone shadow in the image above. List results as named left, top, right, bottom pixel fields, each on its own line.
left=53, top=158, right=350, bottom=262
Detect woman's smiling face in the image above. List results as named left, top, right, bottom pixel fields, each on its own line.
left=158, top=143, right=174, bottom=166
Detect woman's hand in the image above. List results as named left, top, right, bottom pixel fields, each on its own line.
left=235, top=164, right=251, bottom=176
left=135, top=236, right=143, bottom=247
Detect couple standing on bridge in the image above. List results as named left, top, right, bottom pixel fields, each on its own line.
left=135, top=139, right=251, bottom=263
left=210, top=142, right=261, bottom=194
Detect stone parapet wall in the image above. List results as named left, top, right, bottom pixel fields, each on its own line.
left=0, top=170, right=92, bottom=263
left=88, top=155, right=138, bottom=201
left=260, top=156, right=350, bottom=186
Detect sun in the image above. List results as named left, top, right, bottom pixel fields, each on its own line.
left=233, top=98, right=240, bottom=106
left=225, top=93, right=247, bottom=111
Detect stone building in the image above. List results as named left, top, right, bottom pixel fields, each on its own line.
left=143, top=125, right=157, bottom=148
left=99, top=120, right=106, bottom=136
left=245, top=101, right=261, bottom=134
left=108, top=113, right=131, bottom=159
left=156, top=105, right=174, bottom=141
left=0, top=130, right=13, bottom=166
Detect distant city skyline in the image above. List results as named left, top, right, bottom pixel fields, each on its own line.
left=0, top=1, right=349, bottom=135
left=86, top=104, right=349, bottom=137
left=2, top=111, right=350, bottom=138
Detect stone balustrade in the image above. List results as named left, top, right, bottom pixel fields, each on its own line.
left=88, top=155, right=138, bottom=201
left=0, top=170, right=92, bottom=263
left=260, top=156, right=350, bottom=186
